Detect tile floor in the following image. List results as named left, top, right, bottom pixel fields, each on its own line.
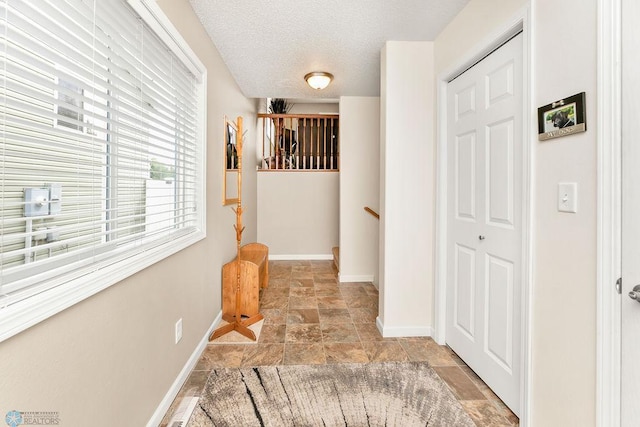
left=161, top=260, right=518, bottom=427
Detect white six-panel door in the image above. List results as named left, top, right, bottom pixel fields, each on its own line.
left=446, top=33, right=523, bottom=415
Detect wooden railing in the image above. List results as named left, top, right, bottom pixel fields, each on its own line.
left=258, top=113, right=339, bottom=170
left=364, top=206, right=379, bottom=219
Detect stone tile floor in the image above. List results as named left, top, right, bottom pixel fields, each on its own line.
left=161, top=260, right=518, bottom=426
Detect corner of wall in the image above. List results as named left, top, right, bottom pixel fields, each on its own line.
left=379, top=41, right=435, bottom=335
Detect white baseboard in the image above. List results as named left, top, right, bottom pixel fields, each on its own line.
left=147, top=311, right=222, bottom=427
left=269, top=254, right=333, bottom=261
left=338, top=274, right=375, bottom=283
left=376, top=316, right=433, bottom=338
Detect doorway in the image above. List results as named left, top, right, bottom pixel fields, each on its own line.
left=440, top=31, right=526, bottom=416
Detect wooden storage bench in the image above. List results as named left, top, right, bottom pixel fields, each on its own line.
left=221, top=242, right=269, bottom=320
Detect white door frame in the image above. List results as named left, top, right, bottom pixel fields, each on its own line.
left=433, top=8, right=533, bottom=426
left=596, top=0, right=622, bottom=425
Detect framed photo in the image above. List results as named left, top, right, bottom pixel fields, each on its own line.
left=537, top=92, right=586, bottom=141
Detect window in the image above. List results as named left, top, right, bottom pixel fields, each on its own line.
left=0, top=0, right=207, bottom=341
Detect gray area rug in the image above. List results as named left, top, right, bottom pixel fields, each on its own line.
left=187, top=362, right=476, bottom=426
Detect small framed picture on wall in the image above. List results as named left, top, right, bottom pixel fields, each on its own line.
left=537, top=92, right=586, bottom=141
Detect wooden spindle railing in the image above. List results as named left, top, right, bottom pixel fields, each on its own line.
left=258, top=113, right=339, bottom=171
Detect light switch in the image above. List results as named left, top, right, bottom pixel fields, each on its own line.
left=558, top=182, right=578, bottom=213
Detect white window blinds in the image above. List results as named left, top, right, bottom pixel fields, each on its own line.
left=0, top=0, right=206, bottom=339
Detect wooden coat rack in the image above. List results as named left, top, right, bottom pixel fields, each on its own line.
left=210, top=116, right=264, bottom=341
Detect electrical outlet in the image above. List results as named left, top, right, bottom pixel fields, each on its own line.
left=175, top=318, right=183, bottom=344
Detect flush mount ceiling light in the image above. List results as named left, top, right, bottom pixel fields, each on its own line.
left=305, top=71, right=333, bottom=90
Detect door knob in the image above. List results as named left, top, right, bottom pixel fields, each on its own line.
left=629, top=285, right=640, bottom=302
left=478, top=235, right=485, bottom=241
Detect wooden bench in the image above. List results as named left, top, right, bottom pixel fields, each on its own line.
left=221, top=242, right=269, bottom=320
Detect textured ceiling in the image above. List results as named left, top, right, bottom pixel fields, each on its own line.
left=189, top=0, right=469, bottom=100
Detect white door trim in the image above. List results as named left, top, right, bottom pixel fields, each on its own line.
left=434, top=7, right=532, bottom=426
left=596, top=0, right=622, bottom=425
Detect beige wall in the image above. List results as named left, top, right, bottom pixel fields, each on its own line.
left=531, top=0, right=597, bottom=425
left=379, top=41, right=435, bottom=336
left=435, top=0, right=598, bottom=425
left=289, top=103, right=339, bottom=114
left=257, top=172, right=339, bottom=257
left=257, top=100, right=339, bottom=115
left=339, top=96, right=380, bottom=283
left=0, top=1, right=257, bottom=425
left=434, top=0, right=528, bottom=74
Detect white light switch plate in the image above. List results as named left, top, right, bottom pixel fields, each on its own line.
left=558, top=182, right=578, bottom=213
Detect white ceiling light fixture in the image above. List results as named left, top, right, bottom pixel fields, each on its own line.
left=305, top=71, right=333, bottom=90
